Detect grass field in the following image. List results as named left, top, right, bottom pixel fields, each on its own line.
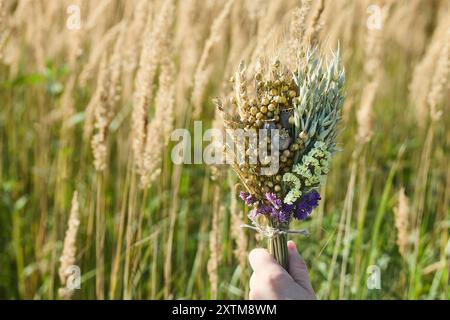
left=0, top=0, right=449, bottom=300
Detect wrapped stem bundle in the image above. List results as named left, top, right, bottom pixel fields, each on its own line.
left=217, top=48, right=345, bottom=269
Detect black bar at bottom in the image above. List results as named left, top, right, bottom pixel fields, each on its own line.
left=0, top=300, right=448, bottom=319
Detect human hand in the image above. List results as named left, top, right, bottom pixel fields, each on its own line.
left=248, top=240, right=316, bottom=300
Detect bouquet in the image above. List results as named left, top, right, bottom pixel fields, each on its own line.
left=217, top=48, right=345, bottom=270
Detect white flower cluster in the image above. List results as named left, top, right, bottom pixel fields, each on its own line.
left=282, top=141, right=331, bottom=204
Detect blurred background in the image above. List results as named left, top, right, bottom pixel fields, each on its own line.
left=0, top=0, right=449, bottom=299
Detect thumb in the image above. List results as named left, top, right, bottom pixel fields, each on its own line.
left=287, top=241, right=314, bottom=292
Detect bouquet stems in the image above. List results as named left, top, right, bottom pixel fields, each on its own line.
left=267, top=220, right=289, bottom=270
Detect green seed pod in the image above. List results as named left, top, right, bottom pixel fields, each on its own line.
left=250, top=106, right=258, bottom=115
left=288, top=116, right=295, bottom=124
left=277, top=96, right=287, bottom=104
left=299, top=131, right=308, bottom=140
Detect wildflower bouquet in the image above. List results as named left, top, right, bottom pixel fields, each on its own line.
left=217, top=48, right=345, bottom=270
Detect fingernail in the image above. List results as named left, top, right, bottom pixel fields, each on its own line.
left=287, top=240, right=296, bottom=250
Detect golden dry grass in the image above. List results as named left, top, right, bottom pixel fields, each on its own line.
left=0, top=0, right=449, bottom=299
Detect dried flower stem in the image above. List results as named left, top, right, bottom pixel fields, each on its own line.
left=267, top=226, right=289, bottom=270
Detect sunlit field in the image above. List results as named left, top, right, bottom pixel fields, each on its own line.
left=0, top=0, right=449, bottom=300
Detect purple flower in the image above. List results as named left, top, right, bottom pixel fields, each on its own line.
left=248, top=208, right=258, bottom=220
left=248, top=202, right=272, bottom=221
left=265, top=192, right=282, bottom=209
left=244, top=190, right=320, bottom=224
left=282, top=203, right=295, bottom=215
left=239, top=191, right=255, bottom=205
left=270, top=207, right=290, bottom=223
left=265, top=192, right=294, bottom=223
left=258, top=203, right=273, bottom=215
left=279, top=203, right=295, bottom=223
left=293, top=190, right=321, bottom=220
left=264, top=193, right=295, bottom=223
